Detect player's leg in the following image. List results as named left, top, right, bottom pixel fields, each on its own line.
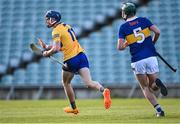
left=147, top=73, right=159, bottom=91
left=79, top=67, right=103, bottom=91
left=78, top=67, right=111, bottom=109
left=77, top=53, right=105, bottom=91
left=148, top=73, right=168, bottom=96
left=135, top=74, right=165, bottom=117
left=146, top=73, right=166, bottom=117
left=131, top=57, right=165, bottom=117
left=146, top=57, right=167, bottom=117
left=62, top=70, right=79, bottom=114
left=146, top=57, right=168, bottom=96
left=136, top=74, right=159, bottom=106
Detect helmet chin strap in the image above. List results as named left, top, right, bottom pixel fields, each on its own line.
left=122, top=12, right=127, bottom=21
left=123, top=16, right=127, bottom=21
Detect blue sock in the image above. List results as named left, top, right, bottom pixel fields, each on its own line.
left=154, top=104, right=163, bottom=113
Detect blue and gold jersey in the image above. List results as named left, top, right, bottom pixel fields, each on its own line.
left=119, top=17, right=157, bottom=62
left=52, top=23, right=84, bottom=61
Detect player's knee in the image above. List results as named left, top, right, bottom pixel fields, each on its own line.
left=142, top=86, right=148, bottom=91
left=62, top=80, right=70, bottom=86
left=84, top=80, right=93, bottom=87
left=141, top=83, right=148, bottom=90
left=84, top=81, right=91, bottom=86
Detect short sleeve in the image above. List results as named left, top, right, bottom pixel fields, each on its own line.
left=52, top=29, right=61, bottom=42
left=118, top=25, right=125, bottom=39
left=144, top=17, right=153, bottom=27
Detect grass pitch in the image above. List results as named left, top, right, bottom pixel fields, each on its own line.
left=0, top=99, right=180, bottom=123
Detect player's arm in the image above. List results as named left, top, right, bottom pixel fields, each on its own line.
left=42, top=41, right=61, bottom=57
left=117, top=38, right=128, bottom=50
left=149, top=25, right=160, bottom=44
left=42, top=30, right=61, bottom=57
left=117, top=25, right=128, bottom=51
left=38, top=39, right=53, bottom=50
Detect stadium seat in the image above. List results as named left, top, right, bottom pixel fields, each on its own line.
left=0, top=0, right=179, bottom=86
left=0, top=75, right=13, bottom=85
left=12, top=69, right=26, bottom=85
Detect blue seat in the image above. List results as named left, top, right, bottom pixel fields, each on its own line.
left=12, top=69, right=26, bottom=85
left=1, top=0, right=180, bottom=86
left=0, top=75, right=13, bottom=86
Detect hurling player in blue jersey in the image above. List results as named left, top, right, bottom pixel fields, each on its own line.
left=117, top=2, right=168, bottom=117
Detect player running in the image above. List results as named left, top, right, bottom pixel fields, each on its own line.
left=117, top=2, right=168, bottom=117
left=38, top=10, right=111, bottom=114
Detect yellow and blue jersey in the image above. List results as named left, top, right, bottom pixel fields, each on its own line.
left=52, top=23, right=84, bottom=61
left=119, top=17, right=157, bottom=62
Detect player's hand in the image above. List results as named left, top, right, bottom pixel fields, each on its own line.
left=124, top=41, right=128, bottom=47
left=38, top=39, right=46, bottom=49
left=42, top=51, right=50, bottom=57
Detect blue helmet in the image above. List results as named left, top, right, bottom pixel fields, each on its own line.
left=45, top=10, right=61, bottom=27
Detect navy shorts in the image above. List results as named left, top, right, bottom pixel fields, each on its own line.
left=64, top=52, right=89, bottom=73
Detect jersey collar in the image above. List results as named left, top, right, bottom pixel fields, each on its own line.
left=126, top=16, right=138, bottom=22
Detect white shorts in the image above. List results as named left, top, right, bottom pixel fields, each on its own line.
left=131, top=57, right=159, bottom=74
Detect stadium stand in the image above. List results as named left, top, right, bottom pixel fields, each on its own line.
left=0, top=0, right=179, bottom=87
left=0, top=0, right=122, bottom=85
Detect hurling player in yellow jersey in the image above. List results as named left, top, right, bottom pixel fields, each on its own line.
left=38, top=10, right=111, bottom=114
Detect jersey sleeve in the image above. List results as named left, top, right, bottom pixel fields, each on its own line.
left=144, top=17, right=153, bottom=27
left=118, top=25, right=126, bottom=39
left=52, top=29, right=61, bottom=42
